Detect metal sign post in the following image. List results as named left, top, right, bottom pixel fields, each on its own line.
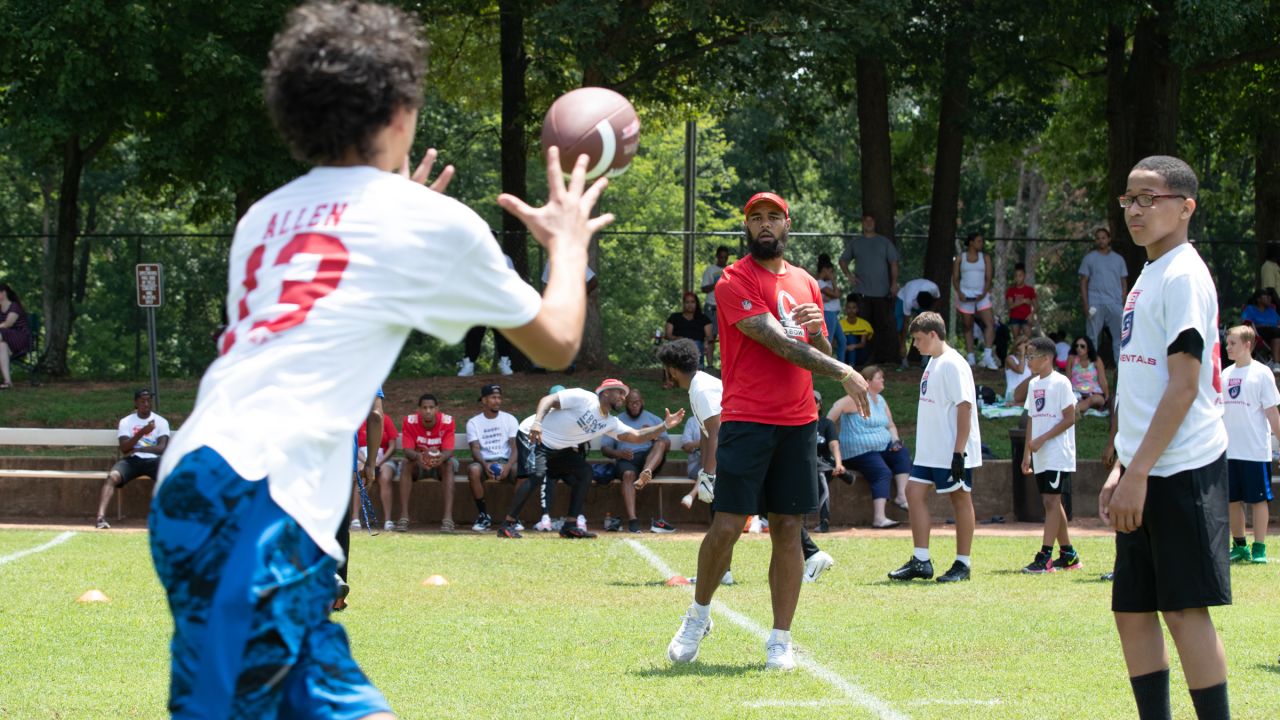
left=136, top=264, right=163, bottom=409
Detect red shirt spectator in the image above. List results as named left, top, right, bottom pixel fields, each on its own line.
left=357, top=414, right=398, bottom=454
left=1006, top=283, right=1036, bottom=321
left=716, top=254, right=825, bottom=426
left=402, top=411, right=456, bottom=454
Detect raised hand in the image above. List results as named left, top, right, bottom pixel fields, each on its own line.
left=663, top=407, right=687, bottom=429
left=497, top=147, right=614, bottom=253
left=400, top=148, right=455, bottom=194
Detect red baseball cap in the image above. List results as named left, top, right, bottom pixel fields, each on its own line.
left=743, top=191, right=790, bottom=219
left=595, top=378, right=630, bottom=395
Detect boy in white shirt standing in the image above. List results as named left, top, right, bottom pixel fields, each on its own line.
left=1019, top=336, right=1079, bottom=573
left=1221, top=325, right=1280, bottom=564
left=1100, top=155, right=1230, bottom=720
left=888, top=311, right=982, bottom=583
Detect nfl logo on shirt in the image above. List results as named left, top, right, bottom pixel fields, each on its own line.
left=1033, top=389, right=1045, bottom=411
left=920, top=371, right=929, bottom=396
left=1228, top=378, right=1242, bottom=399
left=741, top=299, right=752, bottom=310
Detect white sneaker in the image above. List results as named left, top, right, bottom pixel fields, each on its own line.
left=667, top=609, right=713, bottom=663
left=534, top=515, right=553, bottom=532
left=748, top=516, right=763, bottom=533
left=690, top=570, right=734, bottom=586
left=497, top=356, right=514, bottom=376
left=765, top=640, right=796, bottom=670
left=514, top=520, right=525, bottom=532
left=383, top=520, right=394, bottom=532
left=803, top=550, right=835, bottom=583
left=576, top=514, right=587, bottom=532
left=350, top=518, right=361, bottom=529
left=966, top=352, right=977, bottom=367
left=457, top=358, right=475, bottom=377
left=695, top=471, right=715, bottom=503
left=980, top=351, right=1000, bottom=371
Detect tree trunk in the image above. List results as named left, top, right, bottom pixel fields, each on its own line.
left=922, top=26, right=972, bottom=306
left=500, top=0, right=530, bottom=281
left=73, top=198, right=96, bottom=304
left=1255, top=116, right=1280, bottom=272
left=856, top=54, right=895, bottom=240
left=1104, top=23, right=1132, bottom=274
left=40, top=137, right=88, bottom=376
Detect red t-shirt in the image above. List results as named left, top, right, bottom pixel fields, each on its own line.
left=401, top=412, right=456, bottom=454
left=356, top=414, right=398, bottom=452
left=1005, top=284, right=1037, bottom=320
left=715, top=256, right=825, bottom=425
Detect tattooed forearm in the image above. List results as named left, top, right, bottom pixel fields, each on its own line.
left=808, top=331, right=832, bottom=357
left=737, top=313, right=849, bottom=378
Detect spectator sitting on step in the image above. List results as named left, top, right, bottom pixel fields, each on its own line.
left=95, top=389, right=170, bottom=529
left=399, top=393, right=458, bottom=533
left=464, top=383, right=519, bottom=533
left=840, top=294, right=874, bottom=367
left=352, top=408, right=399, bottom=532
left=601, top=388, right=672, bottom=533
left=0, top=282, right=32, bottom=389
left=827, top=365, right=910, bottom=528
left=1241, top=289, right=1280, bottom=371
left=1067, top=335, right=1110, bottom=414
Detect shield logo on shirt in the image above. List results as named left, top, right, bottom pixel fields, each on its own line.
left=1120, top=310, right=1133, bottom=348
left=1033, top=389, right=1045, bottom=412
left=1228, top=378, right=1242, bottom=399
left=741, top=299, right=752, bottom=310
left=920, top=371, right=929, bottom=396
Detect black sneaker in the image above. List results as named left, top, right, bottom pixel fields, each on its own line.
left=603, top=516, right=623, bottom=532
left=496, top=522, right=522, bottom=539
left=333, top=573, right=350, bottom=612
left=1100, top=571, right=1114, bottom=582
left=650, top=518, right=676, bottom=533
left=560, top=525, right=597, bottom=539
left=888, top=557, right=934, bottom=581
left=94, top=517, right=110, bottom=530
left=1022, top=551, right=1054, bottom=574
left=816, top=519, right=830, bottom=533
left=471, top=513, right=492, bottom=533
left=1054, top=551, right=1082, bottom=570
left=936, top=560, right=971, bottom=583
left=627, top=518, right=642, bottom=533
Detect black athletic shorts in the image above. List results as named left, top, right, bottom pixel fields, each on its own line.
left=614, top=449, right=651, bottom=480
left=712, top=420, right=818, bottom=516
left=517, top=432, right=591, bottom=487
left=110, top=455, right=160, bottom=487
left=1112, top=454, right=1231, bottom=613
left=1035, top=470, right=1071, bottom=496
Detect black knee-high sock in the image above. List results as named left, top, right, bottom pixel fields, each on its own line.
left=1129, top=669, right=1172, bottom=720
left=475, top=497, right=487, bottom=514
left=540, top=476, right=556, bottom=516
left=336, top=497, right=352, bottom=582
left=1189, top=682, right=1229, bottom=720
left=801, top=527, right=820, bottom=560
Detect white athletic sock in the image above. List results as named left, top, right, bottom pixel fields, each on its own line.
left=956, top=554, right=971, bottom=567
left=982, top=348, right=993, bottom=359
left=913, top=547, right=930, bottom=561
left=540, top=513, right=551, bottom=524
left=768, top=628, right=791, bottom=645
left=691, top=602, right=711, bottom=620
left=576, top=514, right=587, bottom=530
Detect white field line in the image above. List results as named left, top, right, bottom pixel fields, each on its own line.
left=745, top=698, right=1002, bottom=709
left=624, top=539, right=910, bottom=720
left=0, top=531, right=77, bottom=566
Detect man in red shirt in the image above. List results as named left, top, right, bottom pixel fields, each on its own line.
left=399, top=393, right=457, bottom=532
left=353, top=411, right=399, bottom=532
left=1005, top=262, right=1037, bottom=342
left=666, top=191, right=871, bottom=671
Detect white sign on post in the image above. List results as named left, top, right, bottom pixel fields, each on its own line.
left=136, top=263, right=163, bottom=307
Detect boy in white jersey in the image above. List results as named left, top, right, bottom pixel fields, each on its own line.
left=147, top=3, right=614, bottom=717
left=888, top=311, right=982, bottom=583
left=1221, top=325, right=1280, bottom=563
left=1099, top=156, right=1230, bottom=720
left=1019, top=336, right=1080, bottom=573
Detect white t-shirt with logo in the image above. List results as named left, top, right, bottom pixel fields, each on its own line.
left=1221, top=361, right=1280, bottom=461
left=519, top=388, right=624, bottom=450
left=688, top=371, right=723, bottom=432
left=915, top=347, right=982, bottom=469
left=466, top=410, right=519, bottom=461
left=118, top=412, right=171, bottom=459
left=158, top=166, right=543, bottom=560
left=1114, top=243, right=1227, bottom=475
left=1022, top=372, right=1076, bottom=472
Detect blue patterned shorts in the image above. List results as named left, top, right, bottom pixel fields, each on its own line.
left=149, top=446, right=391, bottom=720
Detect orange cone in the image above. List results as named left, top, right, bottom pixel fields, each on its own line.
left=422, top=575, right=449, bottom=586
left=665, top=575, right=690, bottom=586
left=77, top=589, right=110, bottom=603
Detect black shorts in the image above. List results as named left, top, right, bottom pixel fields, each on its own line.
left=110, top=455, right=160, bottom=487
left=1035, top=470, right=1071, bottom=496
left=517, top=432, right=591, bottom=487
left=1112, top=454, right=1231, bottom=614
left=712, top=421, right=818, bottom=516
left=614, top=449, right=651, bottom=479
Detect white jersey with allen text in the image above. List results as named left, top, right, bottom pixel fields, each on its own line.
left=1114, top=243, right=1226, bottom=475
left=158, top=166, right=542, bottom=559
left=915, top=347, right=982, bottom=469
left=1221, top=361, right=1280, bottom=462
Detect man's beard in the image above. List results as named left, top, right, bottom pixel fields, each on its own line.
left=747, top=227, right=786, bottom=260
left=627, top=407, right=643, bottom=419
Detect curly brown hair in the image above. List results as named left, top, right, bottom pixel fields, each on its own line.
left=264, top=1, right=428, bottom=165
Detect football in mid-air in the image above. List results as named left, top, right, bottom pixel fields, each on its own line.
left=540, top=87, right=640, bottom=181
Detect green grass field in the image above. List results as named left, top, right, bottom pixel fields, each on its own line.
left=2, top=527, right=1278, bottom=719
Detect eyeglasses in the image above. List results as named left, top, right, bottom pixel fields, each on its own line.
left=1075, top=343, right=1087, bottom=348
left=1117, top=194, right=1186, bottom=208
